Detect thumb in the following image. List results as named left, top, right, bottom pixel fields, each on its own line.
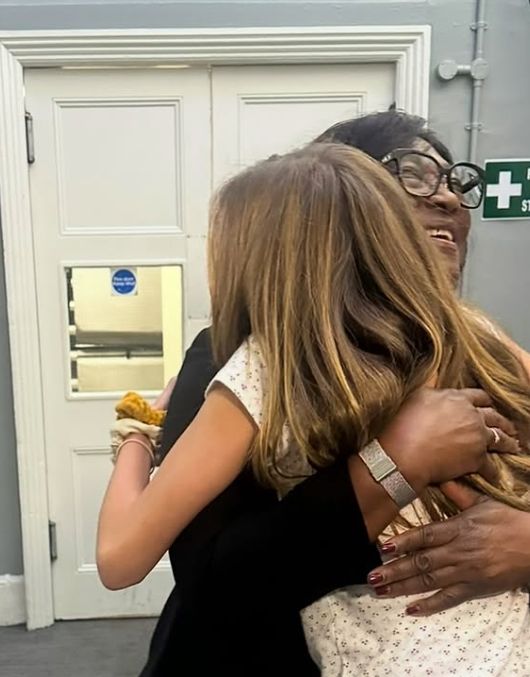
left=154, top=376, right=177, bottom=411
left=439, top=480, right=483, bottom=510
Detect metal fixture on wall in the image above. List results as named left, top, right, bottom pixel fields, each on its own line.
left=437, top=0, right=488, bottom=164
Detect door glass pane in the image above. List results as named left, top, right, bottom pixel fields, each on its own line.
left=65, top=265, right=183, bottom=394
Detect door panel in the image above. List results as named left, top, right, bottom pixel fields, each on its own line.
left=212, top=63, right=395, bottom=185
left=25, top=67, right=210, bottom=619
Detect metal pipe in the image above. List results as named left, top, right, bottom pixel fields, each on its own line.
left=436, top=0, right=488, bottom=163
left=468, top=79, right=482, bottom=163
left=474, top=0, right=487, bottom=60
left=468, top=0, right=487, bottom=163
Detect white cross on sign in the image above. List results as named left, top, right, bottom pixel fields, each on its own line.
left=486, top=171, right=523, bottom=209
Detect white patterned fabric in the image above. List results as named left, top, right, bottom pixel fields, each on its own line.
left=207, top=336, right=530, bottom=676
left=206, top=336, right=313, bottom=495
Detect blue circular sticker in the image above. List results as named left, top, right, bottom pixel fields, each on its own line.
left=111, top=268, right=137, bottom=296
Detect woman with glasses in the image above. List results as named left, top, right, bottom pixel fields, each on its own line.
left=317, top=113, right=486, bottom=289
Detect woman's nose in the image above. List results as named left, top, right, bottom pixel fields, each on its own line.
left=429, top=179, right=461, bottom=211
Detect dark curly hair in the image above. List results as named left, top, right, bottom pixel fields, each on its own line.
left=315, top=110, right=453, bottom=164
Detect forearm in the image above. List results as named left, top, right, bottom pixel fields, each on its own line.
left=98, top=389, right=252, bottom=591
left=97, top=434, right=152, bottom=587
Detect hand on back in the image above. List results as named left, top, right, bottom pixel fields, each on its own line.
left=380, top=387, right=520, bottom=491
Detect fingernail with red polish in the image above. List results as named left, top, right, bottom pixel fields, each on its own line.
left=380, top=542, right=396, bottom=555
left=406, top=605, right=421, bottom=615
left=375, top=585, right=391, bottom=597
left=367, top=572, right=384, bottom=586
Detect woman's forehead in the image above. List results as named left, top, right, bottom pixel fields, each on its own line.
left=411, top=138, right=449, bottom=167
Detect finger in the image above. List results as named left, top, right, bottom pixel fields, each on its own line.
left=374, top=518, right=460, bottom=565
left=439, top=481, right=484, bottom=510
left=479, top=407, right=517, bottom=437
left=154, top=377, right=177, bottom=410
left=372, top=564, right=459, bottom=598
left=369, top=544, right=457, bottom=588
left=459, top=388, right=492, bottom=408
left=487, top=427, right=521, bottom=453
left=404, top=584, right=470, bottom=616
left=479, top=454, right=500, bottom=484
left=162, top=376, right=177, bottom=397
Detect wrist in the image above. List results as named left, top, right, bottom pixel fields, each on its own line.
left=127, top=432, right=151, bottom=445
left=358, top=440, right=417, bottom=510
left=347, top=454, right=401, bottom=541
left=115, top=433, right=155, bottom=470
left=110, top=418, right=162, bottom=468
left=377, top=432, right=430, bottom=494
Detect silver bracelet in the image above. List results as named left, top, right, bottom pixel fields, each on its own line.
left=359, top=439, right=417, bottom=509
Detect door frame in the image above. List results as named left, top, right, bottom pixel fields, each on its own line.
left=0, top=25, right=430, bottom=629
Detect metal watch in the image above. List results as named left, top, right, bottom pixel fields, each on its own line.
left=359, top=439, right=417, bottom=509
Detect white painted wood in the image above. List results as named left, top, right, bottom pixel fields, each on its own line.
left=55, top=98, right=184, bottom=235
left=0, top=27, right=429, bottom=91
left=0, top=575, right=26, bottom=626
left=0, top=44, right=54, bottom=630
left=0, top=26, right=430, bottom=116
left=24, top=67, right=210, bottom=619
left=0, top=26, right=430, bottom=629
left=211, top=63, right=395, bottom=186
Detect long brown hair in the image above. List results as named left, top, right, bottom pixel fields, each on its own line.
left=208, top=143, right=530, bottom=514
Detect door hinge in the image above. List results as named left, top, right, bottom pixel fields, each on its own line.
left=48, top=520, right=58, bottom=561
left=25, top=111, right=35, bottom=164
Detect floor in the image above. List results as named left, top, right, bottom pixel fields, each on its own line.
left=0, top=618, right=157, bottom=677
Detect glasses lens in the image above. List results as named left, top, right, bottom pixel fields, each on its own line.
left=449, top=164, right=484, bottom=208
left=397, top=153, right=440, bottom=197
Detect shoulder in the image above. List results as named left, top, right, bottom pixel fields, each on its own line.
left=206, top=335, right=266, bottom=427
left=463, top=305, right=530, bottom=379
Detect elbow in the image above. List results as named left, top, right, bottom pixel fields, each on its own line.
left=99, top=571, right=139, bottom=592
left=97, top=547, right=146, bottom=591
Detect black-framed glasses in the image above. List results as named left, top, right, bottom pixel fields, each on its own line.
left=382, top=149, right=485, bottom=209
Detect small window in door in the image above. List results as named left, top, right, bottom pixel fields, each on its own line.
left=65, top=265, right=183, bottom=394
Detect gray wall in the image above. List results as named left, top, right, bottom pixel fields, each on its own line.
left=0, top=0, right=529, bottom=576
left=0, top=226, right=23, bottom=575
left=462, top=1, right=530, bottom=341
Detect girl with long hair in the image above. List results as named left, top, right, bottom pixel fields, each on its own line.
left=98, top=143, right=530, bottom=674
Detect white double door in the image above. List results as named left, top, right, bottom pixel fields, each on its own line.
left=24, top=62, right=394, bottom=619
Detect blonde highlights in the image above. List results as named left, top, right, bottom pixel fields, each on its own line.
left=208, top=144, right=530, bottom=513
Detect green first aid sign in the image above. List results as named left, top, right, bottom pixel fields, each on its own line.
left=483, top=159, right=530, bottom=219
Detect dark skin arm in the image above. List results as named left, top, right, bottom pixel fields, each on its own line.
left=366, top=339, right=530, bottom=616
left=353, top=388, right=518, bottom=540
